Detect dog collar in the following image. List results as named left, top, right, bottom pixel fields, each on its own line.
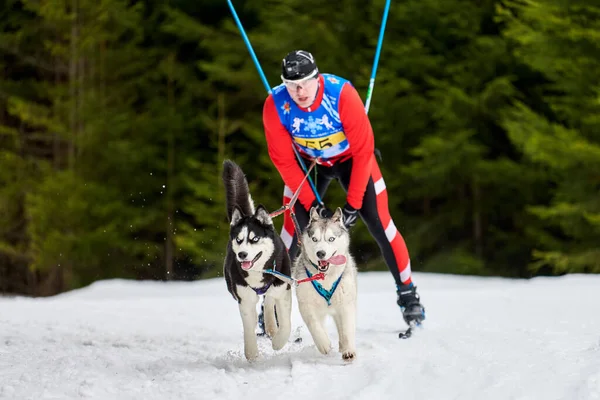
left=305, top=266, right=343, bottom=306
left=251, top=261, right=277, bottom=295
left=252, top=282, right=272, bottom=295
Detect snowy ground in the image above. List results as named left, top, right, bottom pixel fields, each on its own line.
left=1, top=272, right=599, bottom=400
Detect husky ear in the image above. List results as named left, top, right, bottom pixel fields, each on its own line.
left=255, top=205, right=273, bottom=226
left=310, top=207, right=320, bottom=221
left=332, top=207, right=343, bottom=223
left=231, top=206, right=243, bottom=226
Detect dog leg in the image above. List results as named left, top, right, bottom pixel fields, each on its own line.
left=334, top=302, right=357, bottom=361
left=301, top=308, right=331, bottom=355
left=271, top=290, right=292, bottom=350
left=263, top=295, right=278, bottom=338
left=238, top=288, right=260, bottom=361
left=333, top=311, right=346, bottom=353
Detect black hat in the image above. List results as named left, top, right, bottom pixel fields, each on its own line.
left=281, top=50, right=319, bottom=81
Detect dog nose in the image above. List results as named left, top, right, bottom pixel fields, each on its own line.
left=238, top=251, right=248, bottom=260
left=316, top=250, right=326, bottom=259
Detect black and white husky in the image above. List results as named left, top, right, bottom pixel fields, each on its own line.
left=293, top=207, right=358, bottom=361
left=221, top=159, right=292, bottom=361
left=223, top=160, right=292, bottom=360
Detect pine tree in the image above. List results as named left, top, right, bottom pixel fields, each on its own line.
left=359, top=0, right=544, bottom=276
left=499, top=0, right=600, bottom=273
left=161, top=4, right=289, bottom=277
left=0, top=0, right=59, bottom=294
left=2, top=0, right=186, bottom=293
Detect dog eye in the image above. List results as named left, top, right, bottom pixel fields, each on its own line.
left=235, top=237, right=243, bottom=244
left=311, top=237, right=317, bottom=242
left=251, top=236, right=260, bottom=243
left=328, top=237, right=335, bottom=242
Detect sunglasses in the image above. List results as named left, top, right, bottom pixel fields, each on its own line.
left=281, top=76, right=318, bottom=91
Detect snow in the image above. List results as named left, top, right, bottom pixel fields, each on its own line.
left=1, top=272, right=599, bottom=400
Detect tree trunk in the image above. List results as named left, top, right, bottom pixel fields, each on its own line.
left=68, top=0, right=79, bottom=169
left=165, top=53, right=175, bottom=280
left=77, top=42, right=84, bottom=157
left=217, top=93, right=226, bottom=164
left=54, top=56, right=62, bottom=169
left=472, top=179, right=483, bottom=258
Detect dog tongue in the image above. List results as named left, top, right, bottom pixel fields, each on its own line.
left=241, top=261, right=253, bottom=270
left=327, top=254, right=347, bottom=265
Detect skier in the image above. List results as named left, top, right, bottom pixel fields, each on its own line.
left=259, top=49, right=425, bottom=333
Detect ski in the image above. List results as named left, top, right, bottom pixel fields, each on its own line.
left=398, top=326, right=413, bottom=339
left=398, top=321, right=421, bottom=339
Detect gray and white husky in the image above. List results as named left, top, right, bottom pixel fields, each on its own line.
left=222, top=159, right=292, bottom=361
left=293, top=207, right=358, bottom=361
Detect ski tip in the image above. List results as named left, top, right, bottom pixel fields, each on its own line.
left=398, top=320, right=424, bottom=339
left=398, top=328, right=412, bottom=339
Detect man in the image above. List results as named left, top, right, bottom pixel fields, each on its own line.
left=261, top=49, right=425, bottom=331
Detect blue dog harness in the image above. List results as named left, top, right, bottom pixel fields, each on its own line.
left=305, top=265, right=344, bottom=306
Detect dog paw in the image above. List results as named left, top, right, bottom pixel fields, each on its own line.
left=244, top=346, right=259, bottom=361
left=315, top=339, right=331, bottom=355
left=271, top=331, right=289, bottom=351
left=264, top=315, right=278, bottom=338
left=265, top=326, right=278, bottom=338
left=342, top=351, right=356, bottom=362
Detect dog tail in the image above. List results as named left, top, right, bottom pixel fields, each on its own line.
left=222, top=159, right=255, bottom=221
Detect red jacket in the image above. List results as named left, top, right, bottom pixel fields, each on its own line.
left=263, top=74, right=375, bottom=211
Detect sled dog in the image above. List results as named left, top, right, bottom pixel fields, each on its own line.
left=222, top=159, right=292, bottom=361
left=293, top=207, right=358, bottom=361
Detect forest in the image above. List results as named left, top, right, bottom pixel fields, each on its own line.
left=0, top=0, right=598, bottom=296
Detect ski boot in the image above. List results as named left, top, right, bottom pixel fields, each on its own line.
left=397, top=283, right=426, bottom=326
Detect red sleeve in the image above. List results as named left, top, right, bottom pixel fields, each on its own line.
left=263, top=95, right=317, bottom=210
left=339, top=83, right=375, bottom=210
